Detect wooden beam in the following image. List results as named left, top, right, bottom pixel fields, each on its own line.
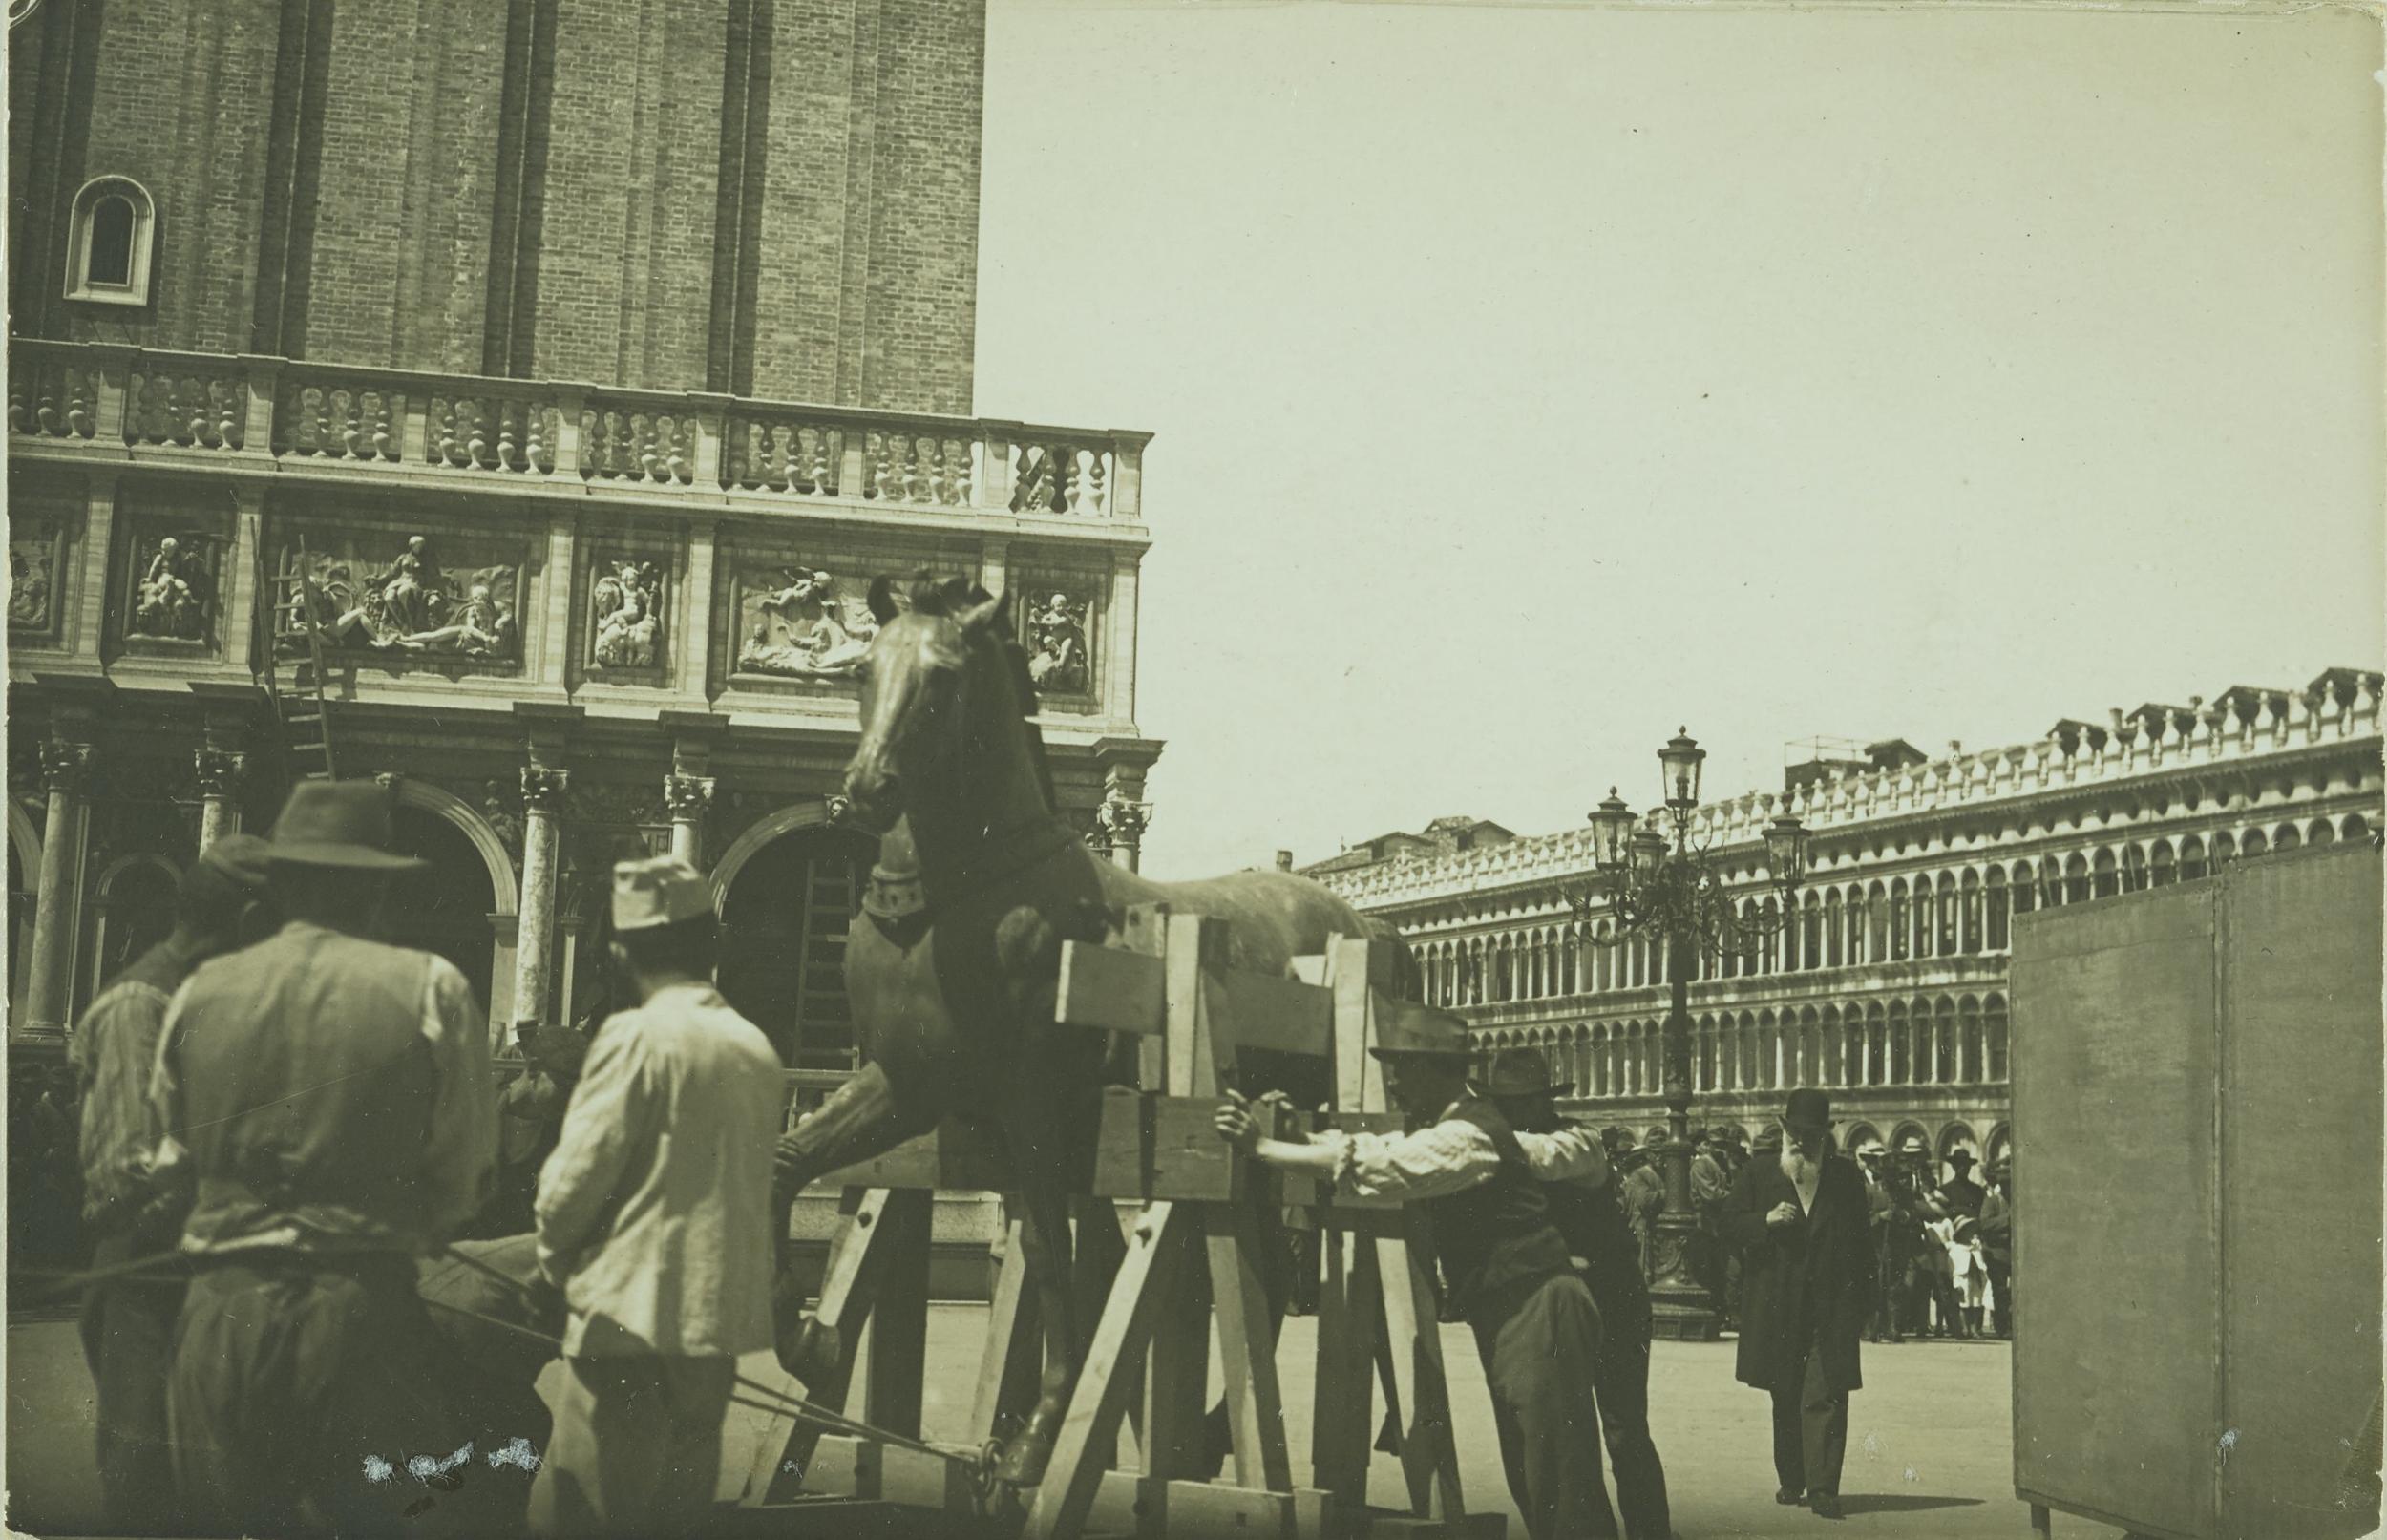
left=1022, top=1202, right=1195, bottom=1540
left=1374, top=1223, right=1468, bottom=1522
left=1207, top=1199, right=1295, bottom=1494
left=1057, top=939, right=1166, bottom=1034
left=1058, top=937, right=1333, bottom=1060
left=861, top=1188, right=932, bottom=1441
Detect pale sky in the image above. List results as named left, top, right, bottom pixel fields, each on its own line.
left=972, top=1, right=2386, bottom=881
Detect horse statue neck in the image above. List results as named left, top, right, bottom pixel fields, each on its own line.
left=876, top=632, right=1071, bottom=905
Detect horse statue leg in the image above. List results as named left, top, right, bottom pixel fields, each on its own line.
left=770, top=1061, right=947, bottom=1386
left=985, top=1046, right=1098, bottom=1487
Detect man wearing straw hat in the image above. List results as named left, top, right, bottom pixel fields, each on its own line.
left=1216, top=1002, right=1621, bottom=1540
left=152, top=780, right=498, bottom=1535
left=1719, top=1088, right=1873, bottom=1521
left=71, top=833, right=272, bottom=1535
left=528, top=854, right=782, bottom=1538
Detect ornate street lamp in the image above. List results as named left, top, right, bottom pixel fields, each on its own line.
left=1562, top=727, right=1808, bottom=1340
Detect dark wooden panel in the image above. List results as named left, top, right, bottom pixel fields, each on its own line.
left=2219, top=848, right=2383, bottom=1539
left=2011, top=881, right=2220, bottom=1540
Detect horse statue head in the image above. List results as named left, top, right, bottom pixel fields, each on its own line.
left=842, top=571, right=1047, bottom=835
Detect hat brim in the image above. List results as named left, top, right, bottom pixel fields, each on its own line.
left=267, top=842, right=429, bottom=873
left=1785, top=1118, right=1833, bottom=1136
left=1485, top=1082, right=1574, bottom=1098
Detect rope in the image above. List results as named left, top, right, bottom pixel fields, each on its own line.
left=10, top=1246, right=192, bottom=1301
left=420, top=1259, right=982, bottom=1473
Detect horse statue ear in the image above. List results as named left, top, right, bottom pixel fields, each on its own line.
left=867, top=576, right=903, bottom=624
left=959, top=588, right=1009, bottom=636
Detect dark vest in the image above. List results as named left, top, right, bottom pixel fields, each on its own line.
left=1539, top=1161, right=1651, bottom=1321
left=1426, top=1099, right=1574, bottom=1318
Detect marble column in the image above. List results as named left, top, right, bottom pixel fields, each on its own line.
left=663, top=773, right=715, bottom=869
left=21, top=741, right=93, bottom=1042
left=193, top=748, right=246, bottom=851
left=513, top=766, right=570, bottom=1029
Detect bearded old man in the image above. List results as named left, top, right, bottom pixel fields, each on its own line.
left=1719, top=1089, right=1873, bottom=1521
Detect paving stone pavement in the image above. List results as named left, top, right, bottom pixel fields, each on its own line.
left=11, top=1308, right=2123, bottom=1538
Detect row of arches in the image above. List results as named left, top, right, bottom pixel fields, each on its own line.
left=1415, top=813, right=2374, bottom=1009
left=1476, top=992, right=2011, bottom=1098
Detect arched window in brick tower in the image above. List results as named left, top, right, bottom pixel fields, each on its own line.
left=65, top=177, right=156, bottom=306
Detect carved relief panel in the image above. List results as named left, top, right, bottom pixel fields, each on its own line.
left=585, top=553, right=666, bottom=681
left=718, top=529, right=978, bottom=695
left=272, top=521, right=531, bottom=672
left=1010, top=559, right=1108, bottom=714
left=116, top=485, right=235, bottom=655
left=9, top=467, right=81, bottom=648
left=9, top=515, right=68, bottom=644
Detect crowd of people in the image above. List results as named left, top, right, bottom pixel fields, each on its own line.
left=51, top=773, right=2015, bottom=1539
left=1679, top=1124, right=2013, bottom=1344
left=60, top=781, right=785, bottom=1538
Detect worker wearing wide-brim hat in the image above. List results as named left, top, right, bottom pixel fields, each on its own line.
left=1215, top=1004, right=1624, bottom=1540
left=153, top=779, right=496, bottom=1535
left=528, top=855, right=784, bottom=1540
left=1717, top=1089, right=1874, bottom=1520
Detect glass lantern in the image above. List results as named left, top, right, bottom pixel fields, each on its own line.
left=1659, top=728, right=1705, bottom=811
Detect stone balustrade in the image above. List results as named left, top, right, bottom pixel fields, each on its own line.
left=9, top=338, right=1152, bottom=522
left=1322, top=675, right=2386, bottom=908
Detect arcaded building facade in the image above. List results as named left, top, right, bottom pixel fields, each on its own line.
left=1309, top=678, right=2384, bottom=1169
left=5, top=0, right=1160, bottom=1080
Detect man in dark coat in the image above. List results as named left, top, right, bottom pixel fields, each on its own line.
left=1977, top=1153, right=2014, bottom=1339
left=1937, top=1149, right=1986, bottom=1221
left=1719, top=1089, right=1873, bottom=1521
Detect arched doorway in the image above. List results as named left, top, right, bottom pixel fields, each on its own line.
left=718, top=823, right=879, bottom=1069
left=85, top=855, right=181, bottom=1002
left=387, top=805, right=498, bottom=1018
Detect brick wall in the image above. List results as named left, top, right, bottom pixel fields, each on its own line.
left=303, top=0, right=505, bottom=373
left=9, top=0, right=983, bottom=409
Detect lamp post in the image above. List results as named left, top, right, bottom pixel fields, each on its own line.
left=1563, top=728, right=1808, bottom=1341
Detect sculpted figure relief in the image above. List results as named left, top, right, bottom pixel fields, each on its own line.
left=132, top=536, right=212, bottom=641
left=591, top=559, right=662, bottom=670
left=9, top=543, right=55, bottom=631
left=1025, top=590, right=1090, bottom=696
left=736, top=565, right=880, bottom=678
left=288, top=535, right=520, bottom=661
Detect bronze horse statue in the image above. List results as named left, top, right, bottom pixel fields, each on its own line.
left=771, top=573, right=1413, bottom=1486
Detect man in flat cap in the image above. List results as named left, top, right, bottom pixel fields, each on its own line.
left=529, top=855, right=783, bottom=1538
left=1216, top=1004, right=1621, bottom=1539
left=1720, top=1089, right=1873, bottom=1521
left=72, top=833, right=272, bottom=1535
left=153, top=780, right=497, bottom=1535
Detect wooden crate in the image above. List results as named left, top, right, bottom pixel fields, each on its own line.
left=2010, top=845, right=2381, bottom=1540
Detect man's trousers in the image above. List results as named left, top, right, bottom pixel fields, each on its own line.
left=168, top=1253, right=471, bottom=1538
left=78, top=1228, right=184, bottom=1536
left=1986, top=1255, right=2013, bottom=1338
left=529, top=1354, right=736, bottom=1537
left=1768, top=1334, right=1850, bottom=1504
left=1469, top=1272, right=1621, bottom=1540
left=1585, top=1289, right=1671, bottom=1540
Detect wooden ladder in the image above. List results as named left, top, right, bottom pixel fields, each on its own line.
left=262, top=540, right=340, bottom=782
